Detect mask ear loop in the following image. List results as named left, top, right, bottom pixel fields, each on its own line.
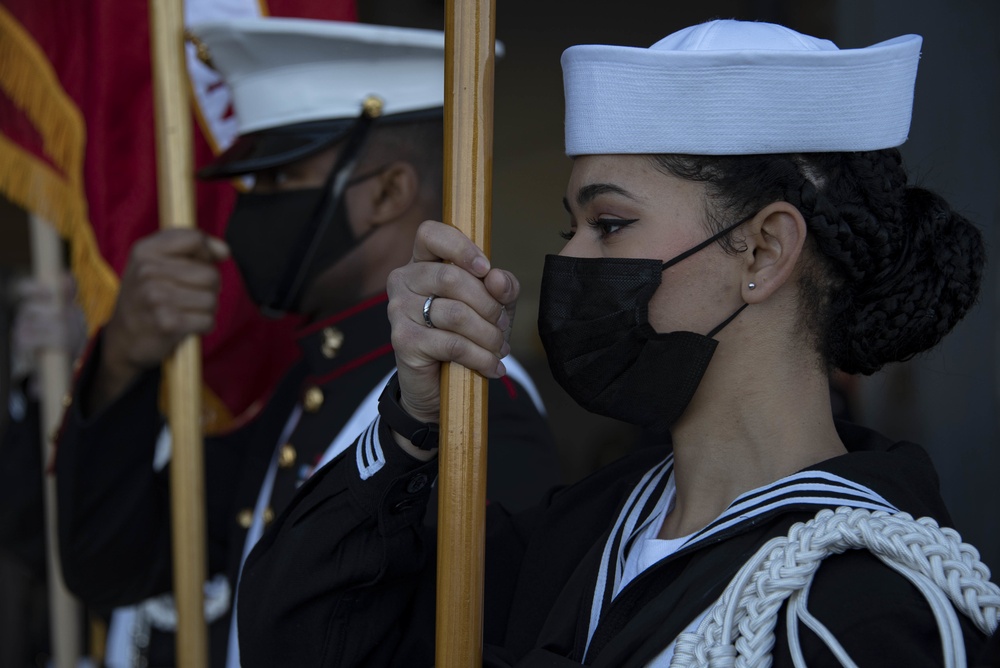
left=264, top=99, right=383, bottom=316
left=658, top=213, right=755, bottom=339
left=660, top=213, right=754, bottom=271
left=707, top=303, right=749, bottom=338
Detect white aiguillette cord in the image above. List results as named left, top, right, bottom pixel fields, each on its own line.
left=669, top=507, right=1000, bottom=668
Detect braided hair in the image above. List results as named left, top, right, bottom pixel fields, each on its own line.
left=652, top=149, right=985, bottom=375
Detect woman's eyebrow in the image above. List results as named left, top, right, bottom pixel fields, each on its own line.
left=575, top=183, right=639, bottom=207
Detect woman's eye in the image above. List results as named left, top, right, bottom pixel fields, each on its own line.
left=587, top=217, right=636, bottom=239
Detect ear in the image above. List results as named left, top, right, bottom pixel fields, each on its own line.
left=739, top=201, right=808, bottom=304
left=365, top=161, right=420, bottom=226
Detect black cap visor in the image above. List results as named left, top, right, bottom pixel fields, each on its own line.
left=197, top=108, right=445, bottom=181
left=197, top=119, right=354, bottom=180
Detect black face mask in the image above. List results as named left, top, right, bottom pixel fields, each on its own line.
left=537, top=218, right=749, bottom=435
left=225, top=112, right=383, bottom=316
left=225, top=186, right=374, bottom=315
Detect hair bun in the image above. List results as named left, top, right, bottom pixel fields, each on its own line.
left=832, top=187, right=985, bottom=374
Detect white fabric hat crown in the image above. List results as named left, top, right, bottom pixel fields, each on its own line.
left=562, top=19, right=923, bottom=156
left=192, top=18, right=447, bottom=135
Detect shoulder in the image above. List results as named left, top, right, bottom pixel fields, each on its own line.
left=772, top=547, right=987, bottom=666
left=814, top=420, right=952, bottom=524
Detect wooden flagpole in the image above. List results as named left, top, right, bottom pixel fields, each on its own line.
left=28, top=215, right=82, bottom=668
left=437, top=0, right=497, bottom=665
left=148, top=1, right=209, bottom=666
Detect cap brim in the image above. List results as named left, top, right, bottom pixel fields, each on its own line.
left=197, top=108, right=445, bottom=180
left=197, top=119, right=354, bottom=180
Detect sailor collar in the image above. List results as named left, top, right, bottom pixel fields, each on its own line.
left=584, top=453, right=900, bottom=656
left=295, top=293, right=394, bottom=386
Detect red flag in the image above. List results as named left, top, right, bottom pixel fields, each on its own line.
left=0, top=0, right=357, bottom=433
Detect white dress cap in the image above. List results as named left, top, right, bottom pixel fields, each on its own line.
left=562, top=19, right=923, bottom=156
left=191, top=17, right=447, bottom=135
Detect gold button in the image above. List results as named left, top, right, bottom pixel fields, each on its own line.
left=237, top=509, right=253, bottom=529
left=263, top=507, right=275, bottom=526
left=278, top=443, right=297, bottom=469
left=61, top=393, right=73, bottom=408
left=362, top=95, right=383, bottom=118
left=321, top=327, right=345, bottom=359
left=303, top=386, right=324, bottom=413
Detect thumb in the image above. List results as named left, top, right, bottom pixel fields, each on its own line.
left=205, top=236, right=230, bottom=261
left=485, top=268, right=519, bottom=307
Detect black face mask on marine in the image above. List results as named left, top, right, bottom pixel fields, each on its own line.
left=536, top=217, right=749, bottom=435
left=224, top=178, right=376, bottom=315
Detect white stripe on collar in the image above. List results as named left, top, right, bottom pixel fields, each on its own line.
left=583, top=457, right=900, bottom=657
left=689, top=471, right=897, bottom=546
left=584, top=456, right=674, bottom=658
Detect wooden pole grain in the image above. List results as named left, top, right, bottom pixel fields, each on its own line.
left=29, top=215, right=82, bottom=668
left=436, top=1, right=497, bottom=666
left=148, top=2, right=209, bottom=665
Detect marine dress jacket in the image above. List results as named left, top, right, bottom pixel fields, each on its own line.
left=55, top=294, right=558, bottom=668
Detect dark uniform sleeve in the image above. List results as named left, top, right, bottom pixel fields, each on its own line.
left=237, top=417, right=441, bottom=667
left=237, top=373, right=558, bottom=668
left=55, top=333, right=242, bottom=608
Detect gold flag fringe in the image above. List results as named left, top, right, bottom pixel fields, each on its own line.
left=0, top=7, right=234, bottom=434
left=0, top=132, right=117, bottom=335
left=0, top=5, right=82, bottom=180
left=0, top=3, right=118, bottom=334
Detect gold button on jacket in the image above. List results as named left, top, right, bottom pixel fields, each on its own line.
left=237, top=509, right=253, bottom=529
left=303, top=386, right=324, bottom=413
left=278, top=443, right=297, bottom=469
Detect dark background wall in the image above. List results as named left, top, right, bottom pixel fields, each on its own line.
left=838, top=0, right=1000, bottom=577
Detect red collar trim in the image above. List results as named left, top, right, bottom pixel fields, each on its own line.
left=296, top=292, right=390, bottom=339
left=307, top=342, right=395, bottom=386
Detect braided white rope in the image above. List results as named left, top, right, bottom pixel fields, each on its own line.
left=669, top=507, right=1000, bottom=668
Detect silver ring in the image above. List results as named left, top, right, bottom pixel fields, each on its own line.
left=422, top=295, right=437, bottom=328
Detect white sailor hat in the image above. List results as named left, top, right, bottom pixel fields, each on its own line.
left=193, top=17, right=446, bottom=179
left=562, top=19, right=923, bottom=156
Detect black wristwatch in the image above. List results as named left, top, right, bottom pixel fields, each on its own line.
left=377, top=373, right=440, bottom=451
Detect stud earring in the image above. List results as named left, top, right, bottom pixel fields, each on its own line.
left=748, top=282, right=756, bottom=290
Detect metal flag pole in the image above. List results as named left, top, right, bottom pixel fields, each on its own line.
left=28, top=214, right=82, bottom=668
left=436, top=0, right=497, bottom=666
left=148, top=1, right=209, bottom=666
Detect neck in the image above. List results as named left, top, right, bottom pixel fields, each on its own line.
left=658, top=346, right=847, bottom=539
left=299, top=217, right=421, bottom=323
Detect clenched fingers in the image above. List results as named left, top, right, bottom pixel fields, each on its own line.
left=391, top=260, right=506, bottom=326
left=412, top=220, right=491, bottom=278
left=130, top=256, right=222, bottom=292
left=391, top=316, right=507, bottom=381
left=135, top=281, right=219, bottom=325
left=132, top=228, right=229, bottom=264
